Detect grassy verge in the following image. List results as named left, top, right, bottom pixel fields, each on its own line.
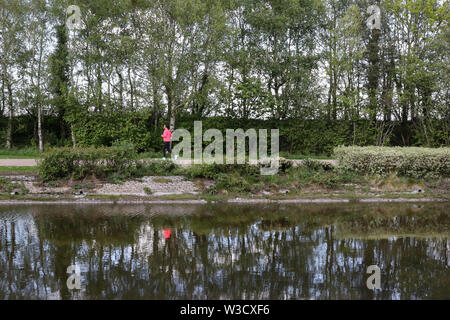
left=0, top=148, right=41, bottom=158
left=279, top=152, right=332, bottom=160
left=0, top=166, right=38, bottom=173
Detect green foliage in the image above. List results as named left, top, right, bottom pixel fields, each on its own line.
left=135, top=160, right=181, bottom=177
left=69, top=108, right=153, bottom=152
left=38, top=146, right=138, bottom=181
left=1, top=0, right=449, bottom=154
left=182, top=163, right=259, bottom=180
left=143, top=187, right=152, bottom=195
left=334, top=146, right=450, bottom=179
left=283, top=163, right=361, bottom=190
left=215, top=172, right=253, bottom=193
left=3, top=114, right=448, bottom=156
left=181, top=160, right=359, bottom=192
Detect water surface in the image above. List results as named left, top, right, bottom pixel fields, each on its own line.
left=0, top=202, right=448, bottom=299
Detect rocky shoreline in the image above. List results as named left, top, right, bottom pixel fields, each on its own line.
left=1, top=173, right=448, bottom=205
left=0, top=197, right=447, bottom=205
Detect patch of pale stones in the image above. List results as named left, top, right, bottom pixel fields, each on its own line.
left=23, top=182, right=70, bottom=194
left=3, top=175, right=199, bottom=196
left=95, top=176, right=198, bottom=196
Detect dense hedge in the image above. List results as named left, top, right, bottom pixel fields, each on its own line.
left=38, top=145, right=138, bottom=181
left=334, top=146, right=450, bottom=178
left=176, top=117, right=449, bottom=155
left=2, top=113, right=449, bottom=155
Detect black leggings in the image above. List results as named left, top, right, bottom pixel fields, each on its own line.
left=163, top=142, right=171, bottom=157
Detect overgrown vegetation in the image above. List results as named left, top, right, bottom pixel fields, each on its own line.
left=0, top=177, right=28, bottom=195
left=178, top=161, right=362, bottom=193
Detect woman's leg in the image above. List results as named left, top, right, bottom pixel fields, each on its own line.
left=163, top=142, right=171, bottom=157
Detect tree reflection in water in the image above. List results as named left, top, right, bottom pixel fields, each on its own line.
left=0, top=203, right=448, bottom=299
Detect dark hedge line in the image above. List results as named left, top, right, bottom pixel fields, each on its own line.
left=1, top=114, right=449, bottom=155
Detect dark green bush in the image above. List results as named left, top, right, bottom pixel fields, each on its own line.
left=38, top=146, right=138, bottom=181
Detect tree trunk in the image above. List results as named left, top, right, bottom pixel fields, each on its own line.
left=152, top=79, right=160, bottom=132
left=1, top=77, right=5, bottom=116
left=367, top=29, right=380, bottom=122
left=37, top=102, right=43, bottom=152
left=71, top=125, right=76, bottom=148
left=5, top=80, right=13, bottom=149
left=166, top=84, right=173, bottom=125
left=128, top=67, right=134, bottom=109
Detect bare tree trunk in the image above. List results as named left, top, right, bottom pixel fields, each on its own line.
left=37, top=102, right=43, bottom=152
left=116, top=67, right=123, bottom=109
left=166, top=84, right=173, bottom=127
left=1, top=77, right=5, bottom=116
left=169, top=112, right=175, bottom=131
left=152, top=79, right=160, bottom=132
left=37, top=36, right=44, bottom=153
left=5, top=80, right=12, bottom=149
left=169, top=106, right=176, bottom=151
left=71, top=125, right=76, bottom=148
left=128, top=66, right=134, bottom=109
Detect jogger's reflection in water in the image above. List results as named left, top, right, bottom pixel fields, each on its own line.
left=164, top=229, right=172, bottom=239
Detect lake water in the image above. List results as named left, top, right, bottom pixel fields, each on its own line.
left=0, top=202, right=448, bottom=300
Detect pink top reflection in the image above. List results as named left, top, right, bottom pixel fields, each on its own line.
left=164, top=229, right=172, bottom=239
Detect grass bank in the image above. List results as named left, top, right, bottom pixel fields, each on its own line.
left=0, top=147, right=41, bottom=159
left=0, top=166, right=38, bottom=173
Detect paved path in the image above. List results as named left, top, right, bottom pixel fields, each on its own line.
left=0, top=158, right=336, bottom=167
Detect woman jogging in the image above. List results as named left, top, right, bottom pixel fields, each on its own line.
left=161, top=123, right=172, bottom=160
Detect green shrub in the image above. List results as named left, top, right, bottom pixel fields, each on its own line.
left=312, top=171, right=338, bottom=188
left=183, top=163, right=260, bottom=180
left=302, top=159, right=323, bottom=171
left=215, top=172, right=252, bottom=192
left=38, top=146, right=138, bottom=181
left=143, top=187, right=152, bottom=195
left=334, top=146, right=450, bottom=179
left=136, top=160, right=181, bottom=176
